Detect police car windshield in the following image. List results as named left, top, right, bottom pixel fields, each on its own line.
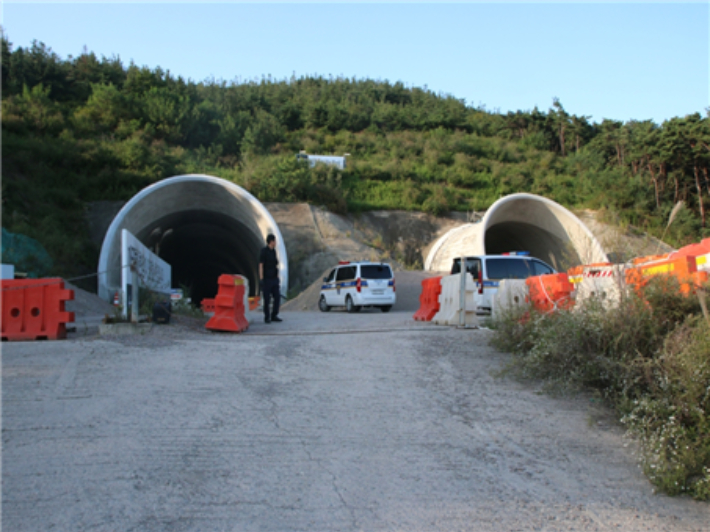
left=360, top=265, right=392, bottom=279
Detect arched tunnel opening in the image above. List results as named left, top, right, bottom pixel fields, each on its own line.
left=425, top=193, right=607, bottom=272
left=98, top=175, right=288, bottom=304
left=137, top=210, right=263, bottom=303
left=484, top=221, right=577, bottom=271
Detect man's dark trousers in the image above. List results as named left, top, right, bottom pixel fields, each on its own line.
left=262, top=278, right=281, bottom=321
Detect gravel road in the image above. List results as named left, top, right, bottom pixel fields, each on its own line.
left=2, top=311, right=708, bottom=531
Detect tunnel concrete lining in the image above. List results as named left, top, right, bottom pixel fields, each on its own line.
left=98, top=174, right=287, bottom=303
left=425, top=193, right=607, bottom=272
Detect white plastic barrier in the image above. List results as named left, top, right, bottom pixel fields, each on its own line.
left=575, top=264, right=627, bottom=308
left=432, top=273, right=479, bottom=327
left=242, top=276, right=250, bottom=324
left=492, top=279, right=529, bottom=321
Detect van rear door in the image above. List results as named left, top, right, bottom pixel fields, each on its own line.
left=360, top=264, right=392, bottom=294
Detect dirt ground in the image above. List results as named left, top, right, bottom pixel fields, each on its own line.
left=2, top=311, right=708, bottom=531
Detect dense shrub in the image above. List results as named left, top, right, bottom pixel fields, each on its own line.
left=492, top=277, right=710, bottom=499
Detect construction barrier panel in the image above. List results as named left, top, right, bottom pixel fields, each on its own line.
left=1, top=278, right=75, bottom=341
left=631, top=254, right=670, bottom=266
left=492, top=279, right=529, bottom=321
left=526, top=273, right=574, bottom=313
left=626, top=255, right=701, bottom=297
left=575, top=264, right=628, bottom=308
left=205, top=275, right=249, bottom=333
left=431, top=273, right=478, bottom=327
left=674, top=238, right=710, bottom=274
left=413, top=276, right=443, bottom=321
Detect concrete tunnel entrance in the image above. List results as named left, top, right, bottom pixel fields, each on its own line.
left=98, top=175, right=288, bottom=304
left=425, top=193, right=607, bottom=272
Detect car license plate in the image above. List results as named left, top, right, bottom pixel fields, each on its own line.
left=372, top=289, right=384, bottom=295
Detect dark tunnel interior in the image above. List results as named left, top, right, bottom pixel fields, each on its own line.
left=136, top=209, right=262, bottom=303
left=485, top=221, right=580, bottom=271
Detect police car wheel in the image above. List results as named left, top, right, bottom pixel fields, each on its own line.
left=380, top=305, right=392, bottom=313
left=346, top=296, right=359, bottom=314
left=319, top=295, right=331, bottom=312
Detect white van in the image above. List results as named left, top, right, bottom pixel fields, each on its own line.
left=319, top=261, right=396, bottom=313
left=451, top=253, right=556, bottom=313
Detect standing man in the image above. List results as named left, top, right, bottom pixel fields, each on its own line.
left=259, top=234, right=282, bottom=323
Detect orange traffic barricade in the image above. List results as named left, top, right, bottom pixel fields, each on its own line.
left=205, top=275, right=249, bottom=333
left=413, top=276, right=443, bottom=321
left=626, top=255, right=700, bottom=297
left=567, top=263, right=613, bottom=286
left=674, top=238, right=710, bottom=259
left=201, top=298, right=216, bottom=314
left=1, top=278, right=75, bottom=341
left=526, top=273, right=574, bottom=313
left=248, top=296, right=260, bottom=311
left=673, top=238, right=710, bottom=273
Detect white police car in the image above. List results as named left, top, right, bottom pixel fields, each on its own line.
left=451, top=252, right=556, bottom=313
left=319, top=261, right=396, bottom=313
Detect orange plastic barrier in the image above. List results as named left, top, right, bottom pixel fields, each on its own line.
left=626, top=255, right=700, bottom=296
left=631, top=239, right=710, bottom=268
left=567, top=265, right=584, bottom=286
left=248, top=296, right=260, bottom=311
left=413, top=276, right=443, bottom=321
left=1, top=278, right=75, bottom=341
left=567, top=263, right=612, bottom=285
left=526, top=273, right=574, bottom=313
left=201, top=298, right=215, bottom=313
left=674, top=238, right=710, bottom=259
left=672, top=238, right=710, bottom=274
left=632, top=254, right=670, bottom=266
left=205, top=275, right=249, bottom=333
left=685, top=271, right=709, bottom=296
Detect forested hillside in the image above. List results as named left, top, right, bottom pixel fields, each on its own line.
left=2, top=38, right=709, bottom=279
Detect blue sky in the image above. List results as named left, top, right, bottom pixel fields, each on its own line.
left=2, top=1, right=708, bottom=125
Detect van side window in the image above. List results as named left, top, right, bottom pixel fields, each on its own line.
left=325, top=269, right=336, bottom=282
left=487, top=258, right=533, bottom=279
left=466, top=259, right=482, bottom=278
left=514, top=260, right=536, bottom=278
left=485, top=259, right=509, bottom=279
left=533, top=260, right=554, bottom=276
left=336, top=267, right=355, bottom=281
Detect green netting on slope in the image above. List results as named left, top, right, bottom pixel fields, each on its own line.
left=1, top=228, right=54, bottom=278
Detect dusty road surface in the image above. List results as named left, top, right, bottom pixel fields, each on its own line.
left=3, top=311, right=708, bottom=531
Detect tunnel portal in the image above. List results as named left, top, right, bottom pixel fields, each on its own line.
left=425, top=193, right=607, bottom=272
left=98, top=175, right=287, bottom=304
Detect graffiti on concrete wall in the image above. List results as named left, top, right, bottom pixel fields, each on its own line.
left=121, top=229, right=171, bottom=296
left=127, top=244, right=168, bottom=290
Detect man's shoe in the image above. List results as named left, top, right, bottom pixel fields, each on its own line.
left=265, top=318, right=271, bottom=324
left=271, top=316, right=283, bottom=323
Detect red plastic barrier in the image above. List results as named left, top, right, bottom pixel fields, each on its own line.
left=413, top=276, right=443, bottom=322
left=205, top=275, right=249, bottom=333
left=1, top=278, right=75, bottom=341
left=526, top=273, right=574, bottom=313
left=201, top=298, right=216, bottom=313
